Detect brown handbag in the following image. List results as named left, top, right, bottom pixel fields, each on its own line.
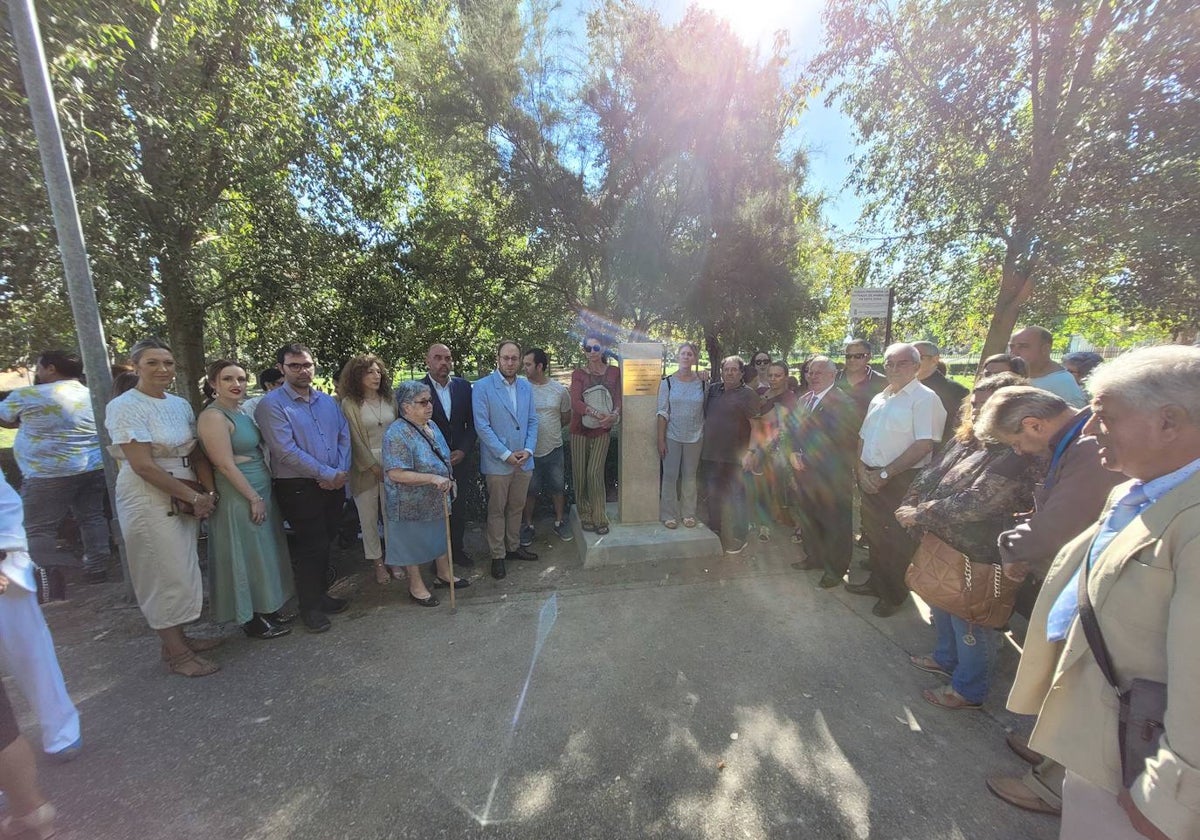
left=904, top=532, right=1019, bottom=628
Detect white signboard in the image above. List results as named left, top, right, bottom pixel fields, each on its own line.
left=850, top=288, right=891, bottom=319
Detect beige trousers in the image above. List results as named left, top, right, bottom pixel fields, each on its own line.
left=485, top=471, right=532, bottom=558
left=1060, top=770, right=1144, bottom=840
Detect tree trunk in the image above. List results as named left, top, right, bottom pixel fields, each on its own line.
left=703, top=327, right=722, bottom=375
left=978, top=234, right=1036, bottom=369
left=157, top=241, right=207, bottom=410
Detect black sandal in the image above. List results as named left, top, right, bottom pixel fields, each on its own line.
left=409, top=591, right=440, bottom=607
left=433, top=576, right=470, bottom=589
left=596, top=524, right=610, bottom=535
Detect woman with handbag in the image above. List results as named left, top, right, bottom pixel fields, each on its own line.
left=570, top=335, right=621, bottom=534
left=339, top=354, right=396, bottom=585
left=105, top=339, right=222, bottom=677
left=895, top=372, right=1040, bottom=709
left=381, top=380, right=467, bottom=606
left=197, top=360, right=295, bottom=640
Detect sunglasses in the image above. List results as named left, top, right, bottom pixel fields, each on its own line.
left=844, top=352, right=869, bottom=360
left=584, top=344, right=603, bottom=352
left=754, top=359, right=770, bottom=365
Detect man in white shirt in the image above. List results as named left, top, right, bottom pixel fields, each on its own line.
left=520, top=349, right=573, bottom=545
left=848, top=343, right=947, bottom=616
left=1008, top=326, right=1088, bottom=408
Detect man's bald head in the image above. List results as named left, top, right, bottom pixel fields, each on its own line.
left=426, top=343, right=453, bottom=384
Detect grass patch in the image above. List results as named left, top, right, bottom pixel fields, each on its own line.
left=0, top=427, right=15, bottom=449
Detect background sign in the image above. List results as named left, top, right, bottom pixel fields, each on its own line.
left=850, top=287, right=892, bottom=319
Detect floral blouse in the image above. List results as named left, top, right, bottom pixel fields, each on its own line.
left=382, top=419, right=452, bottom=523
left=902, top=438, right=1044, bottom=564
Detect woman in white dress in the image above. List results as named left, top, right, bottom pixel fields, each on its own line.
left=106, top=339, right=221, bottom=677
left=339, top=354, right=397, bottom=585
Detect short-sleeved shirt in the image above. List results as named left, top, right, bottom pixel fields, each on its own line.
left=656, top=374, right=706, bottom=444
left=382, top=420, right=452, bottom=522
left=0, top=380, right=103, bottom=478
left=530, top=380, right=570, bottom=457
left=700, top=383, right=763, bottom=463
left=105, top=388, right=197, bottom=452
left=1032, top=369, right=1088, bottom=408
left=858, top=378, right=947, bottom=469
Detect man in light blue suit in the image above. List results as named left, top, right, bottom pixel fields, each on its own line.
left=473, top=339, right=540, bottom=580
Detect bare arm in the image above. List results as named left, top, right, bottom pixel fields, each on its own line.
left=121, top=441, right=216, bottom=518
left=197, top=410, right=267, bottom=524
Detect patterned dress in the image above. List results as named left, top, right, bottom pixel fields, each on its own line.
left=382, top=419, right=452, bottom=567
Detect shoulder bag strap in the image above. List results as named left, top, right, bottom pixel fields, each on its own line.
left=1076, top=535, right=1121, bottom=691
left=400, top=417, right=451, bottom=473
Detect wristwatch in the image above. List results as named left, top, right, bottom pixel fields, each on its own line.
left=878, top=469, right=890, bottom=480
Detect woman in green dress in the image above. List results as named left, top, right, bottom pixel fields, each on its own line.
left=197, top=360, right=296, bottom=639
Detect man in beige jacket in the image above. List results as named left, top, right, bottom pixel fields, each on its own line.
left=1007, top=345, right=1200, bottom=840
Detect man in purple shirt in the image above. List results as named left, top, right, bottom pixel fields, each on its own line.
left=256, top=343, right=352, bottom=633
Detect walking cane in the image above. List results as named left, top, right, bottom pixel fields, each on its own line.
left=443, top=490, right=456, bottom=613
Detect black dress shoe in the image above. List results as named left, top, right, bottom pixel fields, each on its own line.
left=301, top=610, right=331, bottom=633
left=409, top=591, right=440, bottom=607
left=818, top=573, right=843, bottom=589
left=455, top=553, right=475, bottom=568
left=872, top=599, right=901, bottom=617
left=243, top=614, right=292, bottom=639
left=491, top=558, right=507, bottom=579
left=507, top=547, right=538, bottom=561
left=264, top=609, right=296, bottom=625
left=844, top=580, right=878, bottom=597
left=433, top=576, right=471, bottom=589
left=319, top=594, right=350, bottom=614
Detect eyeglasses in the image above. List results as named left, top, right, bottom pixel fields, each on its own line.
left=412, top=398, right=433, bottom=406
left=754, top=359, right=770, bottom=365
left=584, top=344, right=603, bottom=352
left=844, top=352, right=869, bottom=360
left=284, top=362, right=314, bottom=371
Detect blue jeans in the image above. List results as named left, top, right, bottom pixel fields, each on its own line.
left=930, top=606, right=996, bottom=704
left=529, top=445, right=566, bottom=497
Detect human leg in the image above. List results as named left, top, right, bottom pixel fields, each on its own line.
left=947, top=615, right=995, bottom=704
left=860, top=472, right=917, bottom=604
left=584, top=434, right=610, bottom=527
left=485, top=473, right=512, bottom=558
left=18, top=477, right=72, bottom=569
left=660, top=438, right=683, bottom=522
left=274, top=478, right=331, bottom=612
left=0, top=682, right=52, bottom=832
left=449, top=461, right=470, bottom=559
left=679, top=440, right=701, bottom=521
left=929, top=607, right=960, bottom=673
left=69, top=469, right=112, bottom=576
left=353, top=482, right=383, bottom=561
left=504, top=471, right=533, bottom=551
left=570, top=434, right=592, bottom=526
left=0, top=586, right=80, bottom=754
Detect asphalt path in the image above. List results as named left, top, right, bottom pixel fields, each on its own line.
left=23, top=527, right=1058, bottom=840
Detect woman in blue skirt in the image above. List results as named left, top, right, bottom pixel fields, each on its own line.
left=382, top=380, right=470, bottom=606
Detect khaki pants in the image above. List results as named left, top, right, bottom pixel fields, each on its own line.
left=1061, top=770, right=1143, bottom=839
left=485, top=471, right=532, bottom=558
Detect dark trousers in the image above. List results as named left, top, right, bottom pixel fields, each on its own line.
left=22, top=470, right=111, bottom=573
left=273, top=478, right=344, bottom=611
left=703, top=460, right=747, bottom=547
left=449, top=462, right=470, bottom=558
left=860, top=469, right=918, bottom=605
left=795, top=478, right=854, bottom=577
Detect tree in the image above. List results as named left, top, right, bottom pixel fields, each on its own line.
left=815, top=0, right=1199, bottom=361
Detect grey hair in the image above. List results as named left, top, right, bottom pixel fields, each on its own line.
left=883, top=343, right=921, bottom=365
left=1063, top=351, right=1104, bottom=378
left=913, top=340, right=939, bottom=357
left=973, top=386, right=1070, bottom=444
left=129, top=337, right=172, bottom=364
left=1087, top=345, right=1200, bottom=422
left=844, top=338, right=871, bottom=355
left=394, top=379, right=432, bottom=412
left=807, top=355, right=836, bottom=374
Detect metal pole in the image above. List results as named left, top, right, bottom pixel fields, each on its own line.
left=884, top=288, right=895, bottom=348
left=8, top=0, right=132, bottom=594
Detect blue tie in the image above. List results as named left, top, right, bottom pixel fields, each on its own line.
left=1045, top=483, right=1148, bottom=642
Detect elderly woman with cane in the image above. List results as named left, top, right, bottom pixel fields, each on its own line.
left=382, top=381, right=468, bottom=607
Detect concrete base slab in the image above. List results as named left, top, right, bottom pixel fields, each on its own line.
left=572, top=503, right=722, bottom=568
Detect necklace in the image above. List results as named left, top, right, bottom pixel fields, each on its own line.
left=365, top=397, right=388, bottom=427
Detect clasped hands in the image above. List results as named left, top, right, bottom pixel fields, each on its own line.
left=505, top=450, right=532, bottom=467
left=317, top=471, right=348, bottom=491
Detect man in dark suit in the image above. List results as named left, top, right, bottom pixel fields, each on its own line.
left=914, top=341, right=969, bottom=445
left=782, top=356, right=862, bottom=588
left=421, top=343, right=476, bottom=565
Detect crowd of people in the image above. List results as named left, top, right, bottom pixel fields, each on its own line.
left=0, top=325, right=1196, bottom=840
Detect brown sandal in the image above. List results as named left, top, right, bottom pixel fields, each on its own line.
left=922, top=685, right=981, bottom=710
left=165, top=650, right=220, bottom=677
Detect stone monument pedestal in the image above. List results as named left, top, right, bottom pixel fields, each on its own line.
left=572, top=505, right=722, bottom=568
left=571, top=342, right=723, bottom=568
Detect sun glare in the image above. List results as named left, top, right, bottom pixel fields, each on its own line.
left=691, top=0, right=821, bottom=52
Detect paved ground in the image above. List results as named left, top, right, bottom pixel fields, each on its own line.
left=17, top=525, right=1059, bottom=840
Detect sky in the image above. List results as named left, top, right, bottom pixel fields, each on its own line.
left=554, top=0, right=865, bottom=234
